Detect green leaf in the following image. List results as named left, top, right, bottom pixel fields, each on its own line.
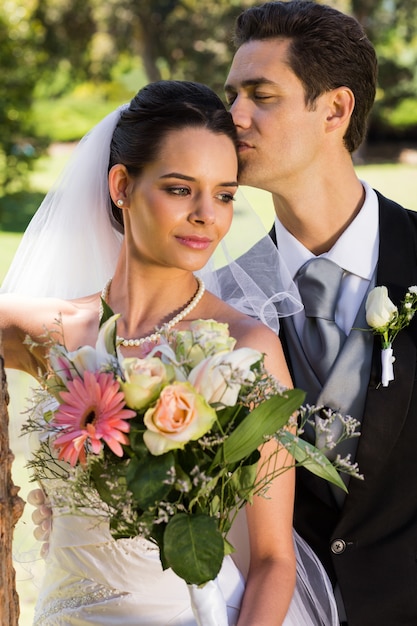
left=187, top=469, right=226, bottom=512
left=212, top=389, right=305, bottom=467
left=229, top=455, right=259, bottom=500
left=223, top=536, right=235, bottom=557
left=126, top=452, right=175, bottom=509
left=163, top=513, right=224, bottom=585
left=215, top=405, right=245, bottom=431
left=128, top=427, right=148, bottom=456
left=99, top=298, right=115, bottom=326
left=279, top=431, right=347, bottom=492
left=90, top=459, right=128, bottom=506
left=209, top=494, right=221, bottom=517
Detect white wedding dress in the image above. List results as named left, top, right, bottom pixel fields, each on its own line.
left=31, top=473, right=338, bottom=626
left=33, top=508, right=244, bottom=625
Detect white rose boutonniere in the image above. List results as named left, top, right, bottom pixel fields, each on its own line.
left=365, top=285, right=417, bottom=387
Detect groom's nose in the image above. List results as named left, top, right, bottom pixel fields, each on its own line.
left=229, top=96, right=252, bottom=130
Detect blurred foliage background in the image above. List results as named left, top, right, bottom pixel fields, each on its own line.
left=1, top=0, right=417, bottom=226
left=1, top=4, right=416, bottom=622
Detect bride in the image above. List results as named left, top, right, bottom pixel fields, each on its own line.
left=1, top=80, right=337, bottom=625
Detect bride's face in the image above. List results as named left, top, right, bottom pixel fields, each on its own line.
left=124, top=126, right=238, bottom=272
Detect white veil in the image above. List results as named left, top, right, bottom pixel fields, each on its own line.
left=1, top=107, right=125, bottom=298
left=0, top=104, right=302, bottom=333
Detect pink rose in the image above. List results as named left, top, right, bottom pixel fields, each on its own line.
left=143, top=382, right=216, bottom=455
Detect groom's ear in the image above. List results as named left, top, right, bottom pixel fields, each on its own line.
left=108, top=164, right=131, bottom=208
left=324, top=86, right=355, bottom=134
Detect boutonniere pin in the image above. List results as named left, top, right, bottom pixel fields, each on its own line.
left=365, top=285, right=417, bottom=387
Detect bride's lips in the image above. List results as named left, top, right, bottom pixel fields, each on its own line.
left=176, top=235, right=213, bottom=250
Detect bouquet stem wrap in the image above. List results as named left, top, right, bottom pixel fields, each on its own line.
left=188, top=579, right=228, bottom=626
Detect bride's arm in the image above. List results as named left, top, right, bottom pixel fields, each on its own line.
left=0, top=294, right=51, bottom=376
left=0, top=294, right=92, bottom=376
left=235, top=323, right=296, bottom=626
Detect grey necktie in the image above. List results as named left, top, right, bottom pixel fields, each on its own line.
left=296, top=258, right=346, bottom=385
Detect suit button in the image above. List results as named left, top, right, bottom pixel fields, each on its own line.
left=331, top=539, right=346, bottom=554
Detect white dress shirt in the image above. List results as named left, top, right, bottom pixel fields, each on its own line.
left=275, top=181, right=380, bottom=336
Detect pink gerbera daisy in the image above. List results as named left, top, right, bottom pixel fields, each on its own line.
left=52, top=371, right=136, bottom=466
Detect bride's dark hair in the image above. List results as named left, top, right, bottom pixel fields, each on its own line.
left=109, top=80, right=237, bottom=230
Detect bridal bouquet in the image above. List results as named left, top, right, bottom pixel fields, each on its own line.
left=25, top=304, right=360, bottom=622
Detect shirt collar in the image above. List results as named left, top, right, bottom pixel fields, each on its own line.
left=275, top=180, right=379, bottom=281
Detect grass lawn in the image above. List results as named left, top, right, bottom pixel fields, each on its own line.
left=0, top=233, right=26, bottom=282
left=1, top=156, right=416, bottom=624
left=355, top=163, right=417, bottom=211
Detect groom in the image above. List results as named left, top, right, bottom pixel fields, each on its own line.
left=225, top=2, right=417, bottom=625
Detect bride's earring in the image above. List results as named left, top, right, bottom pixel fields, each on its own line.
left=117, top=199, right=124, bottom=207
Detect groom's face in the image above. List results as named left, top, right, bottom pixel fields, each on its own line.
left=225, top=38, right=327, bottom=194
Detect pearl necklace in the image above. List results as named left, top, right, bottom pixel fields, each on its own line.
left=100, top=277, right=205, bottom=348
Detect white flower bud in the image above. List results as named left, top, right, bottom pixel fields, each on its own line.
left=365, top=286, right=397, bottom=330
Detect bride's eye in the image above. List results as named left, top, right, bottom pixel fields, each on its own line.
left=167, top=186, right=190, bottom=196
left=216, top=192, right=235, bottom=204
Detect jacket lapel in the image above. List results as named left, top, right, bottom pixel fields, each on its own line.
left=348, top=194, right=417, bottom=487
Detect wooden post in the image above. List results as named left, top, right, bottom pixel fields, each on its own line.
left=0, top=332, right=25, bottom=626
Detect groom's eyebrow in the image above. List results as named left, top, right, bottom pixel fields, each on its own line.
left=224, top=77, right=276, bottom=92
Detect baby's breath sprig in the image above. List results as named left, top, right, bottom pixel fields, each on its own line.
left=276, top=404, right=363, bottom=482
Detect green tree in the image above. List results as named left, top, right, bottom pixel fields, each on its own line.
left=87, top=0, right=254, bottom=96
left=31, top=0, right=97, bottom=96
left=105, top=0, right=417, bottom=131
left=29, top=0, right=417, bottom=133
left=0, top=2, right=40, bottom=193
left=328, top=0, right=417, bottom=137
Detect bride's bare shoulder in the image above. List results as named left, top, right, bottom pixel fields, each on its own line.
left=201, top=291, right=279, bottom=349
left=200, top=291, right=291, bottom=384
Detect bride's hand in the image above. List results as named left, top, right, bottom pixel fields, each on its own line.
left=27, top=488, right=52, bottom=558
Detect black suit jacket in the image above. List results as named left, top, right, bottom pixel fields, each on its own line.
left=282, top=193, right=417, bottom=626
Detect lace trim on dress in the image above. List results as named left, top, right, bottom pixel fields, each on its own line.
left=33, top=580, right=128, bottom=625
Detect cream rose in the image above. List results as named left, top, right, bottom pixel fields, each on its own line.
left=143, top=381, right=217, bottom=455
left=120, top=357, right=172, bottom=410
left=175, top=320, right=236, bottom=368
left=188, top=347, right=261, bottom=407
left=366, top=286, right=397, bottom=330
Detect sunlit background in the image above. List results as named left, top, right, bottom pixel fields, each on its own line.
left=1, top=1, right=416, bottom=623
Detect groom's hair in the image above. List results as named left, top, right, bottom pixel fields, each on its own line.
left=233, top=0, right=378, bottom=153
